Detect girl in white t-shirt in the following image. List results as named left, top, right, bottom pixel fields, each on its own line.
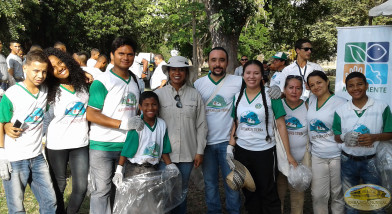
left=307, top=70, right=346, bottom=214
left=227, top=60, right=297, bottom=213
left=44, top=48, right=90, bottom=214
left=277, top=75, right=309, bottom=214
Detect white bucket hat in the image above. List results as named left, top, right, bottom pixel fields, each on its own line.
left=226, top=160, right=256, bottom=192
left=162, top=56, right=192, bottom=75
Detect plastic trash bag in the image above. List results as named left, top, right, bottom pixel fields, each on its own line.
left=113, top=168, right=185, bottom=214
left=86, top=170, right=95, bottom=196
left=376, top=141, right=392, bottom=193
left=288, top=164, right=312, bottom=192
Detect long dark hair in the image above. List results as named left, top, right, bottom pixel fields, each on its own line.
left=44, top=48, right=89, bottom=104
left=233, top=60, right=271, bottom=142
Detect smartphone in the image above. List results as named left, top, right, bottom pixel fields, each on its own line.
left=13, top=120, right=22, bottom=128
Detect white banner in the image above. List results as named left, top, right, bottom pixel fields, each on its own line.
left=336, top=26, right=392, bottom=107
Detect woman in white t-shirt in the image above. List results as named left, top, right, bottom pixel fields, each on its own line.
left=277, top=75, right=309, bottom=214
left=306, top=70, right=346, bottom=214
left=44, top=48, right=90, bottom=214
left=227, top=60, right=297, bottom=213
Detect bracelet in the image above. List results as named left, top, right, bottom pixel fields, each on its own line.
left=142, top=71, right=148, bottom=75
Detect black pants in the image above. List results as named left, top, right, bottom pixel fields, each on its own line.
left=46, top=146, right=89, bottom=214
left=235, top=145, right=281, bottom=214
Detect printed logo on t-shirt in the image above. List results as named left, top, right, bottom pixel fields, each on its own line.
left=309, top=119, right=330, bottom=133
left=207, top=95, right=228, bottom=109
left=143, top=141, right=160, bottom=158
left=121, top=92, right=137, bottom=107
left=255, top=103, right=262, bottom=109
left=285, top=116, right=304, bottom=130
left=24, top=108, right=44, bottom=124
left=65, top=102, right=86, bottom=117
left=353, top=124, right=370, bottom=134
left=240, top=111, right=261, bottom=126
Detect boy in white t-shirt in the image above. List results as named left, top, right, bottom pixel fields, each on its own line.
left=112, top=91, right=178, bottom=186
left=0, top=50, right=57, bottom=213
left=332, top=72, right=392, bottom=214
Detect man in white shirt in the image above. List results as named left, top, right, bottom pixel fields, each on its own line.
left=269, top=52, right=288, bottom=87
left=194, top=47, right=242, bottom=214
left=150, top=54, right=167, bottom=90
left=268, top=39, right=323, bottom=100
left=234, top=55, right=248, bottom=76
left=6, top=41, right=23, bottom=82
left=0, top=40, right=9, bottom=95
left=87, top=48, right=100, bottom=67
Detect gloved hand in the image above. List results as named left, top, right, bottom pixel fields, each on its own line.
left=226, top=145, right=235, bottom=170
left=119, top=116, right=144, bottom=131
left=267, top=85, right=282, bottom=99
left=0, top=149, right=12, bottom=180
left=342, top=131, right=359, bottom=147
left=112, top=165, right=123, bottom=188
left=166, top=163, right=180, bottom=174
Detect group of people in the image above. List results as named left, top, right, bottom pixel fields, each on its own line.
left=0, top=35, right=390, bottom=214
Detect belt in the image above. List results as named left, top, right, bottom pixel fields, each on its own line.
left=342, top=151, right=375, bottom=161
left=130, top=162, right=157, bottom=168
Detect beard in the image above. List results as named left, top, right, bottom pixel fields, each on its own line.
left=211, top=67, right=226, bottom=77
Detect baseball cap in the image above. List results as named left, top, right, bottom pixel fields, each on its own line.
left=272, top=52, right=288, bottom=60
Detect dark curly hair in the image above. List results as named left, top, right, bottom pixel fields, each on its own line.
left=44, top=47, right=89, bottom=104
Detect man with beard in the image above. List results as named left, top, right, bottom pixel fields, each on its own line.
left=194, top=47, right=242, bottom=214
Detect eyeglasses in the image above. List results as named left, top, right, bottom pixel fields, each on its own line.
left=174, top=95, right=182, bottom=108
left=300, top=47, right=313, bottom=52
left=240, top=58, right=248, bottom=61
left=287, top=75, right=303, bottom=81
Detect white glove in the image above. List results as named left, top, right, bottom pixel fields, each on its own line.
left=0, top=149, right=12, bottom=180
left=112, top=165, right=123, bottom=188
left=342, top=131, right=359, bottom=147
left=166, top=163, right=180, bottom=174
left=267, top=85, right=282, bottom=99
left=226, top=145, right=235, bottom=170
left=119, top=116, right=144, bottom=131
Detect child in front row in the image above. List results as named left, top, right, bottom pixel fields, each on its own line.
left=0, top=50, right=57, bottom=213
left=112, top=91, right=178, bottom=186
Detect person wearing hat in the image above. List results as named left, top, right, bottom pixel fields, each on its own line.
left=234, top=55, right=248, bottom=76
left=268, top=38, right=323, bottom=101
left=155, top=56, right=207, bottom=214
left=269, top=52, right=288, bottom=87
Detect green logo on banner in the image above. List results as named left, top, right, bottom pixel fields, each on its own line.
left=345, top=42, right=366, bottom=63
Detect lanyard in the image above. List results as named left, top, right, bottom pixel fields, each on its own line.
left=296, top=61, right=307, bottom=83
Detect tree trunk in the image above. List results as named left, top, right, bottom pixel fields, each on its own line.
left=204, top=0, right=243, bottom=74
left=190, top=9, right=199, bottom=82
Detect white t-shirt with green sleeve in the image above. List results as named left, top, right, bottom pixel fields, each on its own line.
left=194, top=74, right=242, bottom=145
left=44, top=85, right=89, bottom=150
left=121, top=117, right=171, bottom=165
left=232, top=89, right=286, bottom=151
left=0, top=83, right=47, bottom=161
left=282, top=99, right=308, bottom=162
left=307, top=94, right=347, bottom=159
left=88, top=70, right=140, bottom=151
left=332, top=97, right=392, bottom=156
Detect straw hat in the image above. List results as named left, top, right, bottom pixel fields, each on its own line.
left=226, top=160, right=256, bottom=192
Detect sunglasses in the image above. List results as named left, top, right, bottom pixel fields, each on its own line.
left=287, top=75, right=303, bottom=81
left=300, top=47, right=313, bottom=52
left=240, top=58, right=248, bottom=61
left=174, top=95, right=182, bottom=108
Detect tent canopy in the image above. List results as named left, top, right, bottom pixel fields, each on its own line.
left=369, top=0, right=392, bottom=17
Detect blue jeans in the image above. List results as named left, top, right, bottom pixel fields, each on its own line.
left=47, top=146, right=89, bottom=214
left=202, top=142, right=241, bottom=214
left=2, top=154, right=57, bottom=214
left=159, top=161, right=193, bottom=214
left=341, top=154, right=385, bottom=214
left=89, top=149, right=121, bottom=214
